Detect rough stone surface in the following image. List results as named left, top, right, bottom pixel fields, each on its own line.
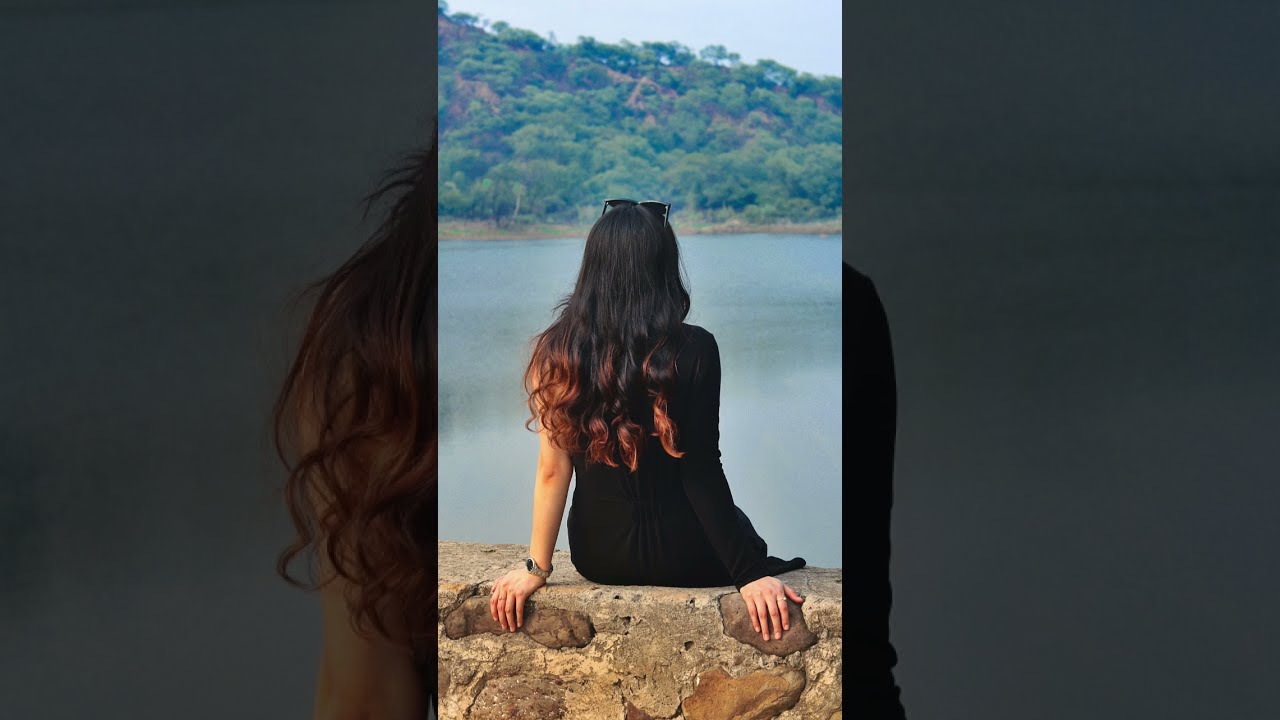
left=523, top=602, right=597, bottom=648
left=439, top=541, right=842, bottom=720
left=681, top=667, right=806, bottom=720
left=443, top=596, right=594, bottom=649
left=625, top=700, right=659, bottom=720
left=718, top=593, right=818, bottom=656
left=469, top=675, right=566, bottom=720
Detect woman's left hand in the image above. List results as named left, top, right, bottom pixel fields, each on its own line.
left=488, top=568, right=547, bottom=632
left=739, top=575, right=806, bottom=642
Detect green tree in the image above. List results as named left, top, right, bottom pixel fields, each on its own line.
left=437, top=7, right=841, bottom=225
left=699, top=45, right=740, bottom=66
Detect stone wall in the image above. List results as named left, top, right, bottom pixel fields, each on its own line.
left=438, top=541, right=842, bottom=720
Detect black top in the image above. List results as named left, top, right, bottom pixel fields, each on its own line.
left=845, top=262, right=907, bottom=717
left=566, top=323, right=806, bottom=590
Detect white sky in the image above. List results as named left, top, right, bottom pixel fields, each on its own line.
left=444, top=0, right=842, bottom=78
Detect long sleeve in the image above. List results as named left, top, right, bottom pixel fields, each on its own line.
left=846, top=262, right=907, bottom=717
left=676, top=330, right=772, bottom=590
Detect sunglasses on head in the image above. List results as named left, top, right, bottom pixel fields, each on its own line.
left=601, top=198, right=671, bottom=228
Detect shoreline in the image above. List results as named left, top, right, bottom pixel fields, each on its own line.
left=439, top=218, right=842, bottom=241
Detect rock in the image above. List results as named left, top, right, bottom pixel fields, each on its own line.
left=470, top=675, right=566, bottom=720
left=442, top=596, right=501, bottom=639
left=624, top=700, right=658, bottom=720
left=522, top=602, right=596, bottom=649
left=719, top=593, right=818, bottom=656
left=438, top=542, right=842, bottom=720
left=681, top=667, right=806, bottom=720
left=442, top=596, right=594, bottom=649
left=830, top=712, right=842, bottom=719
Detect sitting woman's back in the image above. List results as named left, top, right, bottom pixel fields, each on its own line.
left=489, top=199, right=806, bottom=647
left=567, top=321, right=805, bottom=589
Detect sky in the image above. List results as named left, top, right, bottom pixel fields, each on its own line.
left=445, top=0, right=843, bottom=78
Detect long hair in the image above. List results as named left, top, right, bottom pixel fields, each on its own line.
left=525, top=204, right=691, bottom=471
left=273, top=136, right=436, bottom=655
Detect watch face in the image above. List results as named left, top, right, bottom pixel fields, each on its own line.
left=525, top=558, right=534, bottom=571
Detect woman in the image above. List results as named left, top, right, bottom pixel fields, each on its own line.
left=273, top=137, right=436, bottom=718
left=488, top=199, right=806, bottom=643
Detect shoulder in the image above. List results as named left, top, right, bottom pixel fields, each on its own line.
left=677, top=323, right=721, bottom=380
left=679, top=323, right=719, bottom=354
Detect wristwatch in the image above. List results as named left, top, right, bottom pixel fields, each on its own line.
left=525, top=557, right=552, bottom=578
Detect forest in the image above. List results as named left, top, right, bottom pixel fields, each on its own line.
left=437, top=3, right=842, bottom=228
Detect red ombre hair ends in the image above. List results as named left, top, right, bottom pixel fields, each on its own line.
left=273, top=136, right=436, bottom=655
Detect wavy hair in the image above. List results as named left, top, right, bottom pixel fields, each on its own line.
left=273, top=136, right=436, bottom=656
left=525, top=204, right=691, bottom=471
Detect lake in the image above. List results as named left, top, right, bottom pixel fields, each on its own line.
left=438, top=233, right=844, bottom=569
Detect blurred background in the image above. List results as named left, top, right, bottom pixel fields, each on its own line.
left=6, top=1, right=1275, bottom=718
left=0, top=1, right=432, bottom=717
left=848, top=2, right=1280, bottom=718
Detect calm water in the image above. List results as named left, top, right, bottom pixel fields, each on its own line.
left=439, top=233, right=844, bottom=569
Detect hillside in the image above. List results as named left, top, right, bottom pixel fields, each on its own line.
left=437, top=4, right=842, bottom=227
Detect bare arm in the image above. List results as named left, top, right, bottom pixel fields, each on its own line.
left=489, top=370, right=574, bottom=632
left=528, top=424, right=573, bottom=572
left=313, top=571, right=424, bottom=720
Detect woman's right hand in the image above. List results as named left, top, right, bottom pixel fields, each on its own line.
left=739, top=576, right=806, bottom=642
left=488, top=567, right=547, bottom=632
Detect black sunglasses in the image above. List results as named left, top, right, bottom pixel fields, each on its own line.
left=601, top=198, right=671, bottom=228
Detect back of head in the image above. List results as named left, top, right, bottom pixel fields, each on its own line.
left=572, top=204, right=689, bottom=333
left=526, top=203, right=690, bottom=471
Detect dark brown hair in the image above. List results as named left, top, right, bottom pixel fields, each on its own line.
left=273, top=136, right=436, bottom=653
left=525, top=203, right=690, bottom=471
